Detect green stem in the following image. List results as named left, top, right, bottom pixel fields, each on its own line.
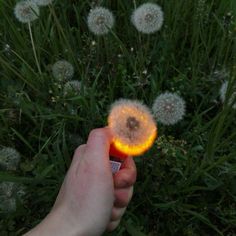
left=28, top=22, right=42, bottom=74
left=49, top=4, right=78, bottom=67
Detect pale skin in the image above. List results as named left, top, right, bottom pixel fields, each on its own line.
left=25, top=127, right=137, bottom=236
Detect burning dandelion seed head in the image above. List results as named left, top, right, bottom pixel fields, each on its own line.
left=33, top=0, right=53, bottom=6
left=64, top=80, right=81, bottom=96
left=0, top=147, right=21, bottom=171
left=131, top=3, right=164, bottom=34
left=220, top=81, right=236, bottom=109
left=152, top=92, right=186, bottom=125
left=14, top=0, right=39, bottom=23
left=108, top=99, right=157, bottom=156
left=87, top=7, right=115, bottom=35
left=52, top=60, right=74, bottom=81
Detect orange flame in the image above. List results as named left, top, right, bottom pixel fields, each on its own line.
left=112, top=129, right=157, bottom=156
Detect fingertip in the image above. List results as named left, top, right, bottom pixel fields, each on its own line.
left=107, top=220, right=121, bottom=232
left=87, top=128, right=113, bottom=146
left=110, top=207, right=126, bottom=221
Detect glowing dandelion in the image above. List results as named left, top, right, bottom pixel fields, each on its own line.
left=87, top=7, right=115, bottom=35
left=0, top=147, right=21, bottom=171
left=14, top=0, right=39, bottom=23
left=152, top=92, right=186, bottom=125
left=108, top=99, right=157, bottom=156
left=52, top=60, right=74, bottom=81
left=64, top=80, right=81, bottom=96
left=33, top=0, right=53, bottom=6
left=131, top=3, right=164, bottom=34
left=220, top=81, right=236, bottom=109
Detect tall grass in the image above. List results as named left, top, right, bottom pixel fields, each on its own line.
left=0, top=0, right=236, bottom=235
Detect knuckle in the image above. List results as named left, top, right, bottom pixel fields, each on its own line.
left=107, top=220, right=120, bottom=232
left=74, top=144, right=86, bottom=156
left=120, top=171, right=137, bottom=187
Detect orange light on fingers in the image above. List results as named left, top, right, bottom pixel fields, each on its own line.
left=108, top=99, right=157, bottom=158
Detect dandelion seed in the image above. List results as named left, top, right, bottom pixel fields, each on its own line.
left=220, top=81, right=236, bottom=109
left=142, top=69, right=148, bottom=75
left=14, top=0, right=39, bottom=23
left=87, top=7, right=115, bottom=35
left=64, top=80, right=81, bottom=96
left=3, top=44, right=11, bottom=57
left=0, top=147, right=21, bottom=171
left=108, top=99, right=157, bottom=156
left=131, top=3, right=164, bottom=34
left=52, top=60, right=74, bottom=81
left=4, top=44, right=11, bottom=52
left=33, top=0, right=53, bottom=6
left=152, top=92, right=186, bottom=125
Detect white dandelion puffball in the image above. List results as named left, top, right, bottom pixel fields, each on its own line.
left=33, top=0, right=53, bottom=6
left=0, top=182, right=25, bottom=213
left=52, top=60, right=74, bottom=81
left=131, top=3, right=164, bottom=34
left=0, top=182, right=16, bottom=197
left=14, top=0, right=39, bottom=23
left=152, top=92, right=186, bottom=125
left=220, top=81, right=236, bottom=109
left=108, top=99, right=157, bottom=156
left=64, top=80, right=81, bottom=95
left=0, top=147, right=21, bottom=171
left=0, top=182, right=26, bottom=199
left=0, top=197, right=16, bottom=213
left=87, top=7, right=115, bottom=35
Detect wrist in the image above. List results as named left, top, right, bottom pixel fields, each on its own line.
left=24, top=206, right=84, bottom=236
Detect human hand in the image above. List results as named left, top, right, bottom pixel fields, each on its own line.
left=25, top=127, right=136, bottom=236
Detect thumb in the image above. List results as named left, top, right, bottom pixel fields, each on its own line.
left=82, top=128, right=113, bottom=170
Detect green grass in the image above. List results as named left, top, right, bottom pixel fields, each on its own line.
left=0, top=0, right=236, bottom=235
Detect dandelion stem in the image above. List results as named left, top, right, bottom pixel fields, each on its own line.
left=49, top=5, right=77, bottom=67
left=28, top=22, right=42, bottom=74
